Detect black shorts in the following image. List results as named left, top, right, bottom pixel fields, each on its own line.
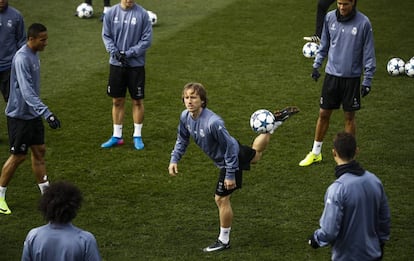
left=320, top=74, right=361, bottom=111
left=0, top=69, right=11, bottom=102
left=7, top=117, right=45, bottom=155
left=107, top=64, right=145, bottom=99
left=215, top=144, right=256, bottom=196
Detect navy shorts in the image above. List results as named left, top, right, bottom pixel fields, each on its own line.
left=215, top=144, right=256, bottom=196
left=7, top=117, right=45, bottom=155
left=107, top=65, right=145, bottom=99
left=320, top=74, right=361, bottom=111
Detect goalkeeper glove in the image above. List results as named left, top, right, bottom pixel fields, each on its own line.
left=361, top=85, right=371, bottom=97
left=311, top=68, right=320, bottom=81
left=113, top=51, right=128, bottom=66
left=47, top=114, right=61, bottom=129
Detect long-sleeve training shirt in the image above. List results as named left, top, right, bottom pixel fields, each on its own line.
left=21, top=223, right=101, bottom=261
left=314, top=9, right=376, bottom=87
left=6, top=45, right=52, bottom=120
left=314, top=162, right=391, bottom=261
left=0, top=5, right=26, bottom=71
left=170, top=108, right=240, bottom=180
left=102, top=3, right=152, bottom=67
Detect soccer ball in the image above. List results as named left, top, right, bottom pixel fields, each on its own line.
left=302, top=42, right=319, bottom=58
left=386, top=57, right=405, bottom=76
left=147, top=10, right=157, bottom=26
left=405, top=58, right=414, bottom=77
left=76, top=3, right=94, bottom=18
left=250, top=109, right=276, bottom=134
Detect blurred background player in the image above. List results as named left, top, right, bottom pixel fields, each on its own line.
left=0, top=23, right=61, bottom=215
left=299, top=0, right=374, bottom=167
left=303, top=0, right=357, bottom=43
left=82, top=0, right=111, bottom=20
left=21, top=181, right=101, bottom=261
left=0, top=0, right=26, bottom=103
left=168, top=82, right=299, bottom=252
left=308, top=132, right=390, bottom=260
left=101, top=0, right=152, bottom=150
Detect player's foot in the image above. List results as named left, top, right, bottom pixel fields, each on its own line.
left=299, top=152, right=322, bottom=167
left=303, top=35, right=321, bottom=44
left=133, top=136, right=144, bottom=150
left=101, top=136, right=124, bottom=148
left=203, top=239, right=230, bottom=252
left=0, top=198, right=11, bottom=215
left=274, top=106, right=300, bottom=122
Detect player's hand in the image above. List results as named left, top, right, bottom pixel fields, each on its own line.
left=47, top=114, right=61, bottom=129
left=361, top=85, right=371, bottom=97
left=224, top=179, right=236, bottom=190
left=308, top=234, right=319, bottom=249
left=311, top=68, right=320, bottom=81
left=168, top=163, right=178, bottom=176
left=114, top=51, right=128, bottom=66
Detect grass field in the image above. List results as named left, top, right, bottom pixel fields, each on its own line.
left=1, top=0, right=413, bottom=260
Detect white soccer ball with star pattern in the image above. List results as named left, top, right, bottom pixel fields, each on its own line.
left=387, top=57, right=405, bottom=76
left=250, top=109, right=276, bottom=134
left=404, top=57, right=414, bottom=77
left=76, top=3, right=94, bottom=18
left=302, top=42, right=319, bottom=58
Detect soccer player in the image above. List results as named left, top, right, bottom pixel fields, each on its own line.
left=299, top=0, right=375, bottom=166
left=0, top=23, right=61, bottom=215
left=308, top=132, right=390, bottom=260
left=21, top=181, right=101, bottom=261
left=101, top=0, right=152, bottom=150
left=0, top=0, right=26, bottom=103
left=168, top=82, right=299, bottom=252
left=303, top=0, right=358, bottom=43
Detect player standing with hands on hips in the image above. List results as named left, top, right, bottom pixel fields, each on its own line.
left=299, top=0, right=375, bottom=166
left=0, top=23, right=61, bottom=215
left=101, top=0, right=152, bottom=150
left=308, top=132, right=390, bottom=260
left=168, top=83, right=299, bottom=252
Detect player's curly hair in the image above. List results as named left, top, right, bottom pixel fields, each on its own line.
left=182, top=82, right=208, bottom=108
left=39, top=181, right=82, bottom=224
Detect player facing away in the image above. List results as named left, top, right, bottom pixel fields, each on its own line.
left=308, top=132, right=390, bottom=260
left=21, top=181, right=101, bottom=261
left=83, top=0, right=111, bottom=20
left=0, top=23, right=61, bottom=215
left=168, top=83, right=299, bottom=252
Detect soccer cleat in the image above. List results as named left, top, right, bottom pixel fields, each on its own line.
left=274, top=106, right=300, bottom=122
left=303, top=35, right=321, bottom=44
left=203, top=240, right=230, bottom=252
left=0, top=198, right=11, bottom=215
left=133, top=136, right=144, bottom=150
left=299, top=152, right=322, bottom=167
left=101, top=136, right=124, bottom=148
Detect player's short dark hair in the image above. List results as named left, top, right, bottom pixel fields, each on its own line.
left=27, top=23, right=47, bottom=39
left=182, top=82, right=208, bottom=108
left=39, top=181, right=82, bottom=224
left=333, top=132, right=357, bottom=161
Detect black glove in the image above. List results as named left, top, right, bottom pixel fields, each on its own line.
left=114, top=51, right=128, bottom=66
left=308, top=234, right=319, bottom=249
left=311, top=68, right=320, bottom=81
left=47, top=114, right=61, bottom=129
left=361, top=85, right=371, bottom=97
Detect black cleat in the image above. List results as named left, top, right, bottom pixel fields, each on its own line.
left=203, top=240, right=230, bottom=252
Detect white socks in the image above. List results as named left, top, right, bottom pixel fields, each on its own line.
left=312, top=141, right=323, bottom=155
left=218, top=227, right=231, bottom=244
left=113, top=124, right=143, bottom=138
left=38, top=181, right=50, bottom=194
left=133, top=123, right=143, bottom=137
left=113, top=124, right=123, bottom=138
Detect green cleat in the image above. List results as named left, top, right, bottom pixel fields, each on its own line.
left=299, top=152, right=322, bottom=167
left=0, top=198, right=11, bottom=215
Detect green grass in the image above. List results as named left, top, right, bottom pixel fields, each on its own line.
left=1, top=0, right=413, bottom=260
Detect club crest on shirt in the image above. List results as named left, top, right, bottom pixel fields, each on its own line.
left=352, top=27, right=357, bottom=35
